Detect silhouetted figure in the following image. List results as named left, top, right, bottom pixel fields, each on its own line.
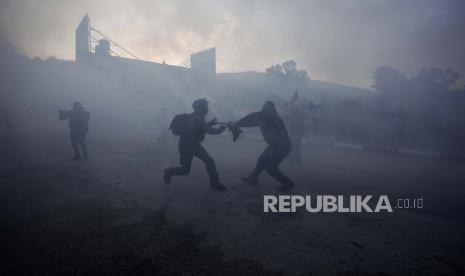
left=284, top=104, right=305, bottom=164
left=391, top=106, right=406, bottom=146
left=0, top=108, right=13, bottom=129
left=164, top=99, right=227, bottom=191
left=59, top=102, right=90, bottom=160
left=284, top=102, right=314, bottom=164
left=233, top=101, right=295, bottom=191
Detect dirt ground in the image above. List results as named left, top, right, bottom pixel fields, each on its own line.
left=1, top=127, right=465, bottom=275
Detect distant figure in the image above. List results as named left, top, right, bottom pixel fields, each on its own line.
left=284, top=101, right=314, bottom=164
left=59, top=102, right=90, bottom=160
left=164, top=98, right=227, bottom=191
left=233, top=101, right=295, bottom=191
left=0, top=108, right=13, bottom=129
left=391, top=106, right=406, bottom=146
left=284, top=104, right=305, bottom=164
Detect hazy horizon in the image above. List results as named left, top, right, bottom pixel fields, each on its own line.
left=1, top=0, right=464, bottom=89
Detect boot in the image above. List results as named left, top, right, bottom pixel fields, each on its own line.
left=163, top=169, right=172, bottom=184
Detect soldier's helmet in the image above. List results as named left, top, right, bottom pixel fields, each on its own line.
left=262, top=101, right=276, bottom=112
left=192, top=98, right=209, bottom=114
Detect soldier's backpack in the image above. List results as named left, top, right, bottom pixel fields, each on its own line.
left=169, top=113, right=190, bottom=135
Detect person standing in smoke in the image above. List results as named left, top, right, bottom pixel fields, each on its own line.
left=391, top=105, right=407, bottom=146
left=232, top=101, right=295, bottom=191
left=59, top=102, right=90, bottom=160
left=0, top=108, right=13, bottom=129
left=284, top=104, right=305, bottom=164
left=164, top=98, right=227, bottom=191
left=284, top=101, right=314, bottom=164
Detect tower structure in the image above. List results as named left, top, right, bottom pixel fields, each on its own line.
left=190, top=48, right=216, bottom=76
left=75, top=14, right=90, bottom=63
left=74, top=13, right=216, bottom=79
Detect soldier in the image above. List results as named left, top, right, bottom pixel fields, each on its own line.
left=164, top=99, right=227, bottom=191
left=232, top=101, right=295, bottom=191
left=59, top=102, right=90, bottom=160
left=0, top=108, right=13, bottom=129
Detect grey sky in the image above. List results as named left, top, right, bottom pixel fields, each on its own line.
left=1, top=0, right=464, bottom=88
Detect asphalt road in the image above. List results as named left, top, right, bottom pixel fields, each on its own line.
left=1, top=127, right=465, bottom=275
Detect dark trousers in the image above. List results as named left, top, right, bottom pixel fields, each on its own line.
left=165, top=141, right=220, bottom=184
left=70, top=130, right=88, bottom=158
left=249, top=144, right=294, bottom=186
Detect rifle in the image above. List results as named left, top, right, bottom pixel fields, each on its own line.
left=208, top=119, right=242, bottom=142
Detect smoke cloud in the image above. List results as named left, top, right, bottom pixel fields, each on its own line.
left=1, top=0, right=464, bottom=88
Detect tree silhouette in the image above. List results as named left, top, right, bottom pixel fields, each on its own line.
left=372, top=66, right=408, bottom=95
left=410, top=67, right=460, bottom=93
left=266, top=60, right=309, bottom=80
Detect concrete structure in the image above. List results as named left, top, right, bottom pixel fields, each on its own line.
left=75, top=14, right=90, bottom=63
left=190, top=48, right=216, bottom=77
left=75, top=14, right=216, bottom=78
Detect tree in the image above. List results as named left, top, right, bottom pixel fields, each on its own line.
left=282, top=60, right=297, bottom=75
left=265, top=64, right=284, bottom=76
left=266, top=60, right=309, bottom=80
left=410, top=67, right=460, bottom=93
left=372, top=66, right=408, bottom=95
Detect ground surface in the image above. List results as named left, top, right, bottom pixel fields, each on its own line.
left=1, top=127, right=465, bottom=275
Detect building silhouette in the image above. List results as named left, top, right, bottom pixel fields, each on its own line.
left=75, top=14, right=216, bottom=79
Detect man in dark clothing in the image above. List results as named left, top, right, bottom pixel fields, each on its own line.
left=164, top=98, right=227, bottom=191
left=233, top=101, right=295, bottom=191
left=60, top=102, right=90, bottom=160
left=0, top=108, right=13, bottom=129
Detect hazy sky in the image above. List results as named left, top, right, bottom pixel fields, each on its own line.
left=1, top=0, right=464, bottom=88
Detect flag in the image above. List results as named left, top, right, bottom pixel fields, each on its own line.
left=290, top=89, right=299, bottom=104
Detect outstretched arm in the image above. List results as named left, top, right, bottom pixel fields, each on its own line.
left=206, top=125, right=226, bottom=135
left=205, top=119, right=226, bottom=135
left=234, top=112, right=260, bottom=128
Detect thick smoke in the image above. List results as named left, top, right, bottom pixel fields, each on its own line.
left=1, top=0, right=465, bottom=88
